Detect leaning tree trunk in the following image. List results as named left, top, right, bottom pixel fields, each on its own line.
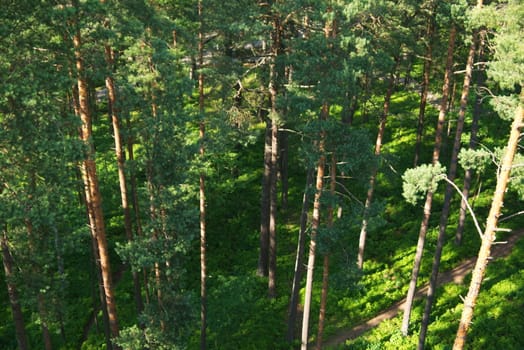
left=72, top=17, right=120, bottom=340
left=286, top=167, right=314, bottom=342
left=401, top=26, right=456, bottom=336
left=358, top=63, right=398, bottom=269
left=456, top=28, right=486, bottom=245
left=453, top=98, right=523, bottom=350
left=316, top=153, right=337, bottom=350
left=418, top=31, right=476, bottom=349
left=1, top=228, right=29, bottom=350
left=300, top=103, right=328, bottom=350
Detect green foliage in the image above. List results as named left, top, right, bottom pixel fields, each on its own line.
left=402, top=162, right=447, bottom=205
left=458, top=147, right=491, bottom=173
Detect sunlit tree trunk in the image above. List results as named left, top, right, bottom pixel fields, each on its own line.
left=418, top=29, right=476, bottom=349
left=72, top=9, right=120, bottom=339
left=1, top=228, right=29, bottom=350
left=301, top=102, right=328, bottom=350
left=286, top=167, right=314, bottom=342
left=401, top=25, right=456, bottom=336
left=100, top=0, right=143, bottom=316
left=453, top=100, right=523, bottom=350
left=198, top=0, right=207, bottom=347
left=358, top=63, right=398, bottom=269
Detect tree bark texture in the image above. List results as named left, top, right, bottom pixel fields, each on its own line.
left=418, top=32, right=476, bottom=349
left=73, top=22, right=120, bottom=340
left=453, top=99, right=522, bottom=350
left=258, top=120, right=271, bottom=277
left=401, top=26, right=456, bottom=336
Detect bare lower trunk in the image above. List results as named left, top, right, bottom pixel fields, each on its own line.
left=1, top=229, right=29, bottom=350
left=453, top=100, right=522, bottom=350
left=300, top=103, right=328, bottom=350
left=286, top=167, right=314, bottom=342
left=258, top=120, right=271, bottom=277
left=418, top=32, right=476, bottom=349
left=401, top=26, right=456, bottom=336
left=358, top=65, right=397, bottom=269
left=73, top=18, right=119, bottom=340
left=316, top=154, right=337, bottom=350
left=456, top=29, right=486, bottom=245
left=38, top=293, right=53, bottom=350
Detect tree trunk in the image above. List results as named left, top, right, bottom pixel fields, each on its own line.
left=300, top=103, right=328, bottom=350
left=418, top=31, right=476, bottom=349
left=37, top=293, right=53, bottom=350
left=258, top=120, right=271, bottom=277
left=401, top=26, right=456, bottom=336
left=101, top=11, right=143, bottom=316
left=1, top=228, right=29, bottom=350
left=358, top=63, right=397, bottom=269
left=414, top=12, right=435, bottom=167
left=279, top=130, right=289, bottom=210
left=456, top=29, right=486, bottom=245
left=72, top=16, right=120, bottom=340
left=453, top=99, right=523, bottom=350
left=268, top=12, right=282, bottom=299
left=286, top=167, right=314, bottom=342
left=316, top=153, right=337, bottom=350
left=198, top=1, right=207, bottom=347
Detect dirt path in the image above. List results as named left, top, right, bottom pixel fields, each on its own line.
left=322, top=229, right=524, bottom=348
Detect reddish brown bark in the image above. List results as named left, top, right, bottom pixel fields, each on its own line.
left=453, top=98, right=522, bottom=350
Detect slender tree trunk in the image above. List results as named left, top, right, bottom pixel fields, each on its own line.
left=456, top=29, right=486, bottom=245
left=279, top=130, right=289, bottom=210
left=316, top=153, right=337, bottom=350
left=414, top=13, right=435, bottom=167
left=72, top=16, right=120, bottom=340
left=401, top=26, right=456, bottom=336
left=453, top=99, right=523, bottom=350
left=101, top=8, right=143, bottom=315
left=198, top=1, right=207, bottom=347
left=37, top=293, right=53, bottom=350
left=300, top=103, right=328, bottom=350
left=1, top=228, right=29, bottom=350
left=418, top=32, right=476, bottom=349
left=358, top=64, right=397, bottom=269
left=286, top=167, right=314, bottom=342
left=258, top=120, right=271, bottom=277
left=268, top=13, right=282, bottom=299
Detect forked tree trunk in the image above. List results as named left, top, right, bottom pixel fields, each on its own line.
left=286, top=167, right=314, bottom=342
left=1, top=228, right=29, bottom=350
left=453, top=99, right=523, bottom=350
left=316, top=153, right=337, bottom=350
left=358, top=63, right=398, bottom=269
left=418, top=31, right=476, bottom=349
left=414, top=9, right=435, bottom=167
left=72, top=14, right=120, bottom=340
left=300, top=103, right=328, bottom=350
left=198, top=1, right=207, bottom=347
left=401, top=26, right=456, bottom=336
left=456, top=29, right=486, bottom=245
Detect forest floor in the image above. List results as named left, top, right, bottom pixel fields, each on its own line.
left=322, top=228, right=524, bottom=348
